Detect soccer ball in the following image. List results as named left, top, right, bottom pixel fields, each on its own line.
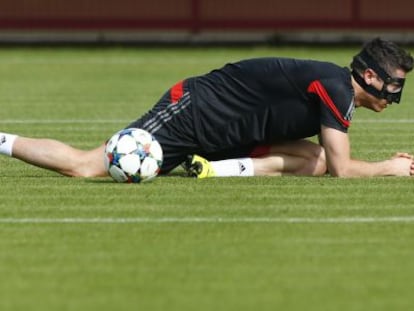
left=104, top=128, right=163, bottom=183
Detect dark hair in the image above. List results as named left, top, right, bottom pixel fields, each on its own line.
left=351, top=38, right=414, bottom=75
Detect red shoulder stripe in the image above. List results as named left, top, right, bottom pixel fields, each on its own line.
left=307, top=80, right=350, bottom=128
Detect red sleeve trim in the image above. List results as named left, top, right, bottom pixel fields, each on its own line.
left=307, top=80, right=350, bottom=128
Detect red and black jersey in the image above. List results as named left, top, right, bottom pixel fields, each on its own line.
left=187, top=57, right=354, bottom=153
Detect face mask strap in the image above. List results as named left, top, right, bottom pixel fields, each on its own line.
left=351, top=70, right=384, bottom=99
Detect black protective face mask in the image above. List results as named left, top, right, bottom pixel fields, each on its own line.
left=352, top=50, right=405, bottom=103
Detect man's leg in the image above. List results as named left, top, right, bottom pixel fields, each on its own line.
left=4, top=136, right=107, bottom=177
left=253, top=140, right=327, bottom=176
left=185, top=140, right=327, bottom=178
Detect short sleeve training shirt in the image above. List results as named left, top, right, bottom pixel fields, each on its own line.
left=187, top=57, right=354, bottom=153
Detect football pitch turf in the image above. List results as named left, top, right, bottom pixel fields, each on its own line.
left=1, top=45, right=414, bottom=310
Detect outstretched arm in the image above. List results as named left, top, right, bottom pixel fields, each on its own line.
left=320, top=125, right=414, bottom=177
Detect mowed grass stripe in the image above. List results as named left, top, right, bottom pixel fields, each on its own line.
left=1, top=216, right=414, bottom=224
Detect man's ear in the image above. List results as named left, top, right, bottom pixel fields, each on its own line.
left=363, top=68, right=377, bottom=85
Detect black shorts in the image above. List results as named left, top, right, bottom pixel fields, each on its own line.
left=126, top=81, right=200, bottom=173
left=127, top=80, right=271, bottom=173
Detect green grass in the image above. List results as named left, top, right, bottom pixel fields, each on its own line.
left=1, top=46, right=414, bottom=311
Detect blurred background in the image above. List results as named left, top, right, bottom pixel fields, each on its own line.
left=0, top=0, right=414, bottom=45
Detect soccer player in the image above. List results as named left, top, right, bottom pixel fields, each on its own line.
left=1, top=38, right=414, bottom=178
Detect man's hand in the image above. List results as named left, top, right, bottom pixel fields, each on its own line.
left=391, top=152, right=414, bottom=176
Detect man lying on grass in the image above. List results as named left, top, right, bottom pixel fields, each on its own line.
left=1, top=38, right=414, bottom=179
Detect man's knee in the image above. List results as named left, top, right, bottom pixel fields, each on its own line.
left=66, top=146, right=108, bottom=178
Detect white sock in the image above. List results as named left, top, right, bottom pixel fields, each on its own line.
left=210, top=158, right=254, bottom=177
left=0, top=133, right=18, bottom=156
